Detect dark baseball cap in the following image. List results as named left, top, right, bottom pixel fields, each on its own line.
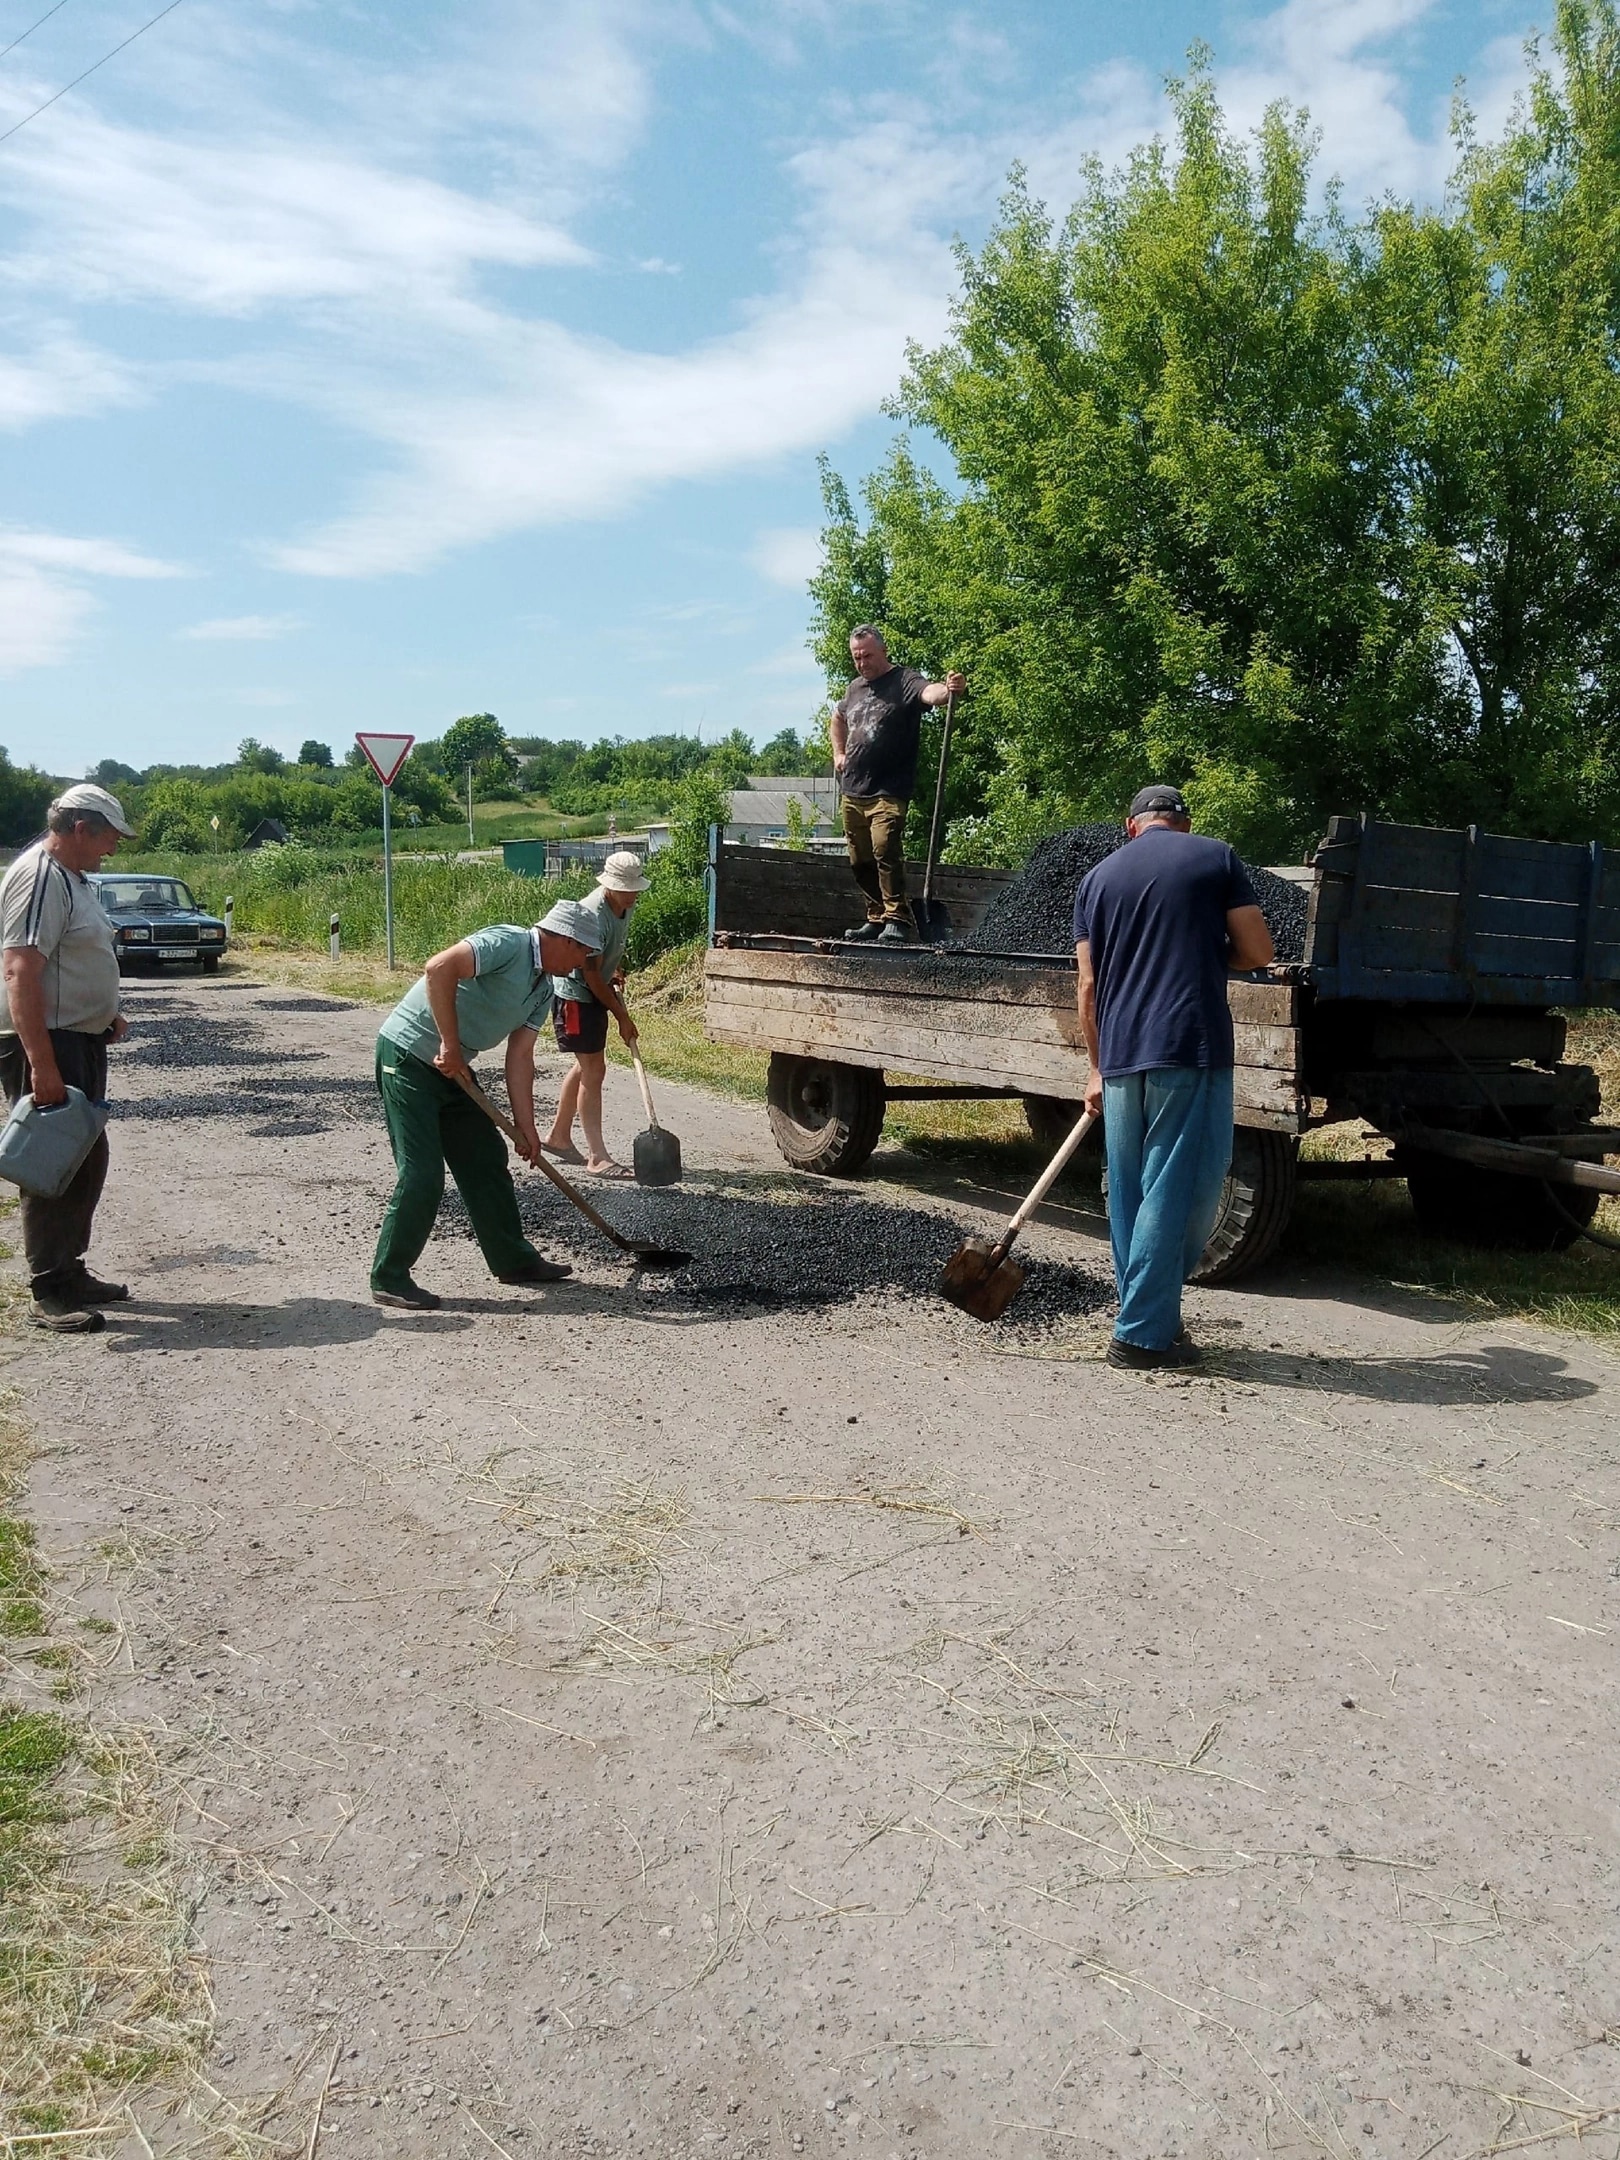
left=1128, top=784, right=1189, bottom=819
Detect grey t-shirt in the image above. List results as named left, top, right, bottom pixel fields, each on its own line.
left=0, top=842, right=121, bottom=1036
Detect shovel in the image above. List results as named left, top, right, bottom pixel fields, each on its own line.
left=939, top=1108, right=1098, bottom=1321
left=452, top=1070, right=691, bottom=1270
left=911, top=689, right=957, bottom=945
left=629, top=1048, right=682, bottom=1185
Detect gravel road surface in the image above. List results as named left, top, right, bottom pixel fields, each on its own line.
left=7, top=974, right=1618, bottom=2159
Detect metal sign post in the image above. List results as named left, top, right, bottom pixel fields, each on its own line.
left=354, top=733, right=415, bottom=970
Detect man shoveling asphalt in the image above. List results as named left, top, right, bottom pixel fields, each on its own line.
left=370, top=900, right=602, bottom=1311
left=1074, top=785, right=1274, bottom=1371
left=832, top=626, right=966, bottom=943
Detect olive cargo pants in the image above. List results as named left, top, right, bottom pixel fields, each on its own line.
left=841, top=794, right=913, bottom=927
left=371, top=1043, right=542, bottom=1292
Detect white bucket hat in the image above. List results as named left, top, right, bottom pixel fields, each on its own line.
left=53, top=783, right=136, bottom=837
left=538, top=899, right=605, bottom=952
left=596, top=849, right=650, bottom=894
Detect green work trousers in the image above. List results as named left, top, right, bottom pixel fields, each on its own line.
left=841, top=794, right=912, bottom=926
left=370, top=1043, right=541, bottom=1292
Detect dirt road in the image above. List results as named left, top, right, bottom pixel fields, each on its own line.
left=10, top=975, right=1619, bottom=2158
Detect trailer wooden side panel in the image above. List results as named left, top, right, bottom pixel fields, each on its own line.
left=704, top=947, right=1308, bottom=1132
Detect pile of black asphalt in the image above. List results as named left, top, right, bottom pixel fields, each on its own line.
left=959, top=826, right=1309, bottom=961
left=452, top=1177, right=1115, bottom=1334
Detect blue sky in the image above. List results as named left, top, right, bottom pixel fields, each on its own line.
left=0, top=0, right=1546, bottom=774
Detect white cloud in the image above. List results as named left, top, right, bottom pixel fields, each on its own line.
left=1220, top=0, right=1455, bottom=205
left=0, top=0, right=1539, bottom=608
left=752, top=526, right=821, bottom=589
left=0, top=563, right=94, bottom=675
left=0, top=330, right=138, bottom=430
left=178, top=613, right=301, bottom=641
left=0, top=528, right=185, bottom=676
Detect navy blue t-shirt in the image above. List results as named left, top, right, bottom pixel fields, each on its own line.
left=1073, top=828, right=1258, bottom=1077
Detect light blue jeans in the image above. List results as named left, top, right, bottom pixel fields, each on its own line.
left=1103, top=1067, right=1235, bottom=1349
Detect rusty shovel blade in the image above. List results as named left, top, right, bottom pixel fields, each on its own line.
left=938, top=1235, right=1028, bottom=1322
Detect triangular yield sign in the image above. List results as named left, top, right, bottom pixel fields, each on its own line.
left=355, top=732, right=415, bottom=786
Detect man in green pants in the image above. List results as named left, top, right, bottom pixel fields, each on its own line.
left=370, top=899, right=602, bottom=1310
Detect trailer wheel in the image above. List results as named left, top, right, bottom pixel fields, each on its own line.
left=766, top=1055, right=885, bottom=1177
left=1188, top=1129, right=1299, bottom=1284
left=1022, top=1094, right=1097, bottom=1161
left=1399, top=1123, right=1600, bottom=1251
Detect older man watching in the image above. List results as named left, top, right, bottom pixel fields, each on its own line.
left=1075, top=785, right=1274, bottom=1371
left=831, top=626, right=966, bottom=943
left=370, top=899, right=603, bottom=1311
left=0, top=784, right=135, bottom=1334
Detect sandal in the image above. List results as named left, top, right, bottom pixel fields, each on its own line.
left=585, top=1160, right=634, bottom=1180
left=541, top=1142, right=586, bottom=1165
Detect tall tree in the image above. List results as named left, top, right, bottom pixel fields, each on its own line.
left=810, top=8, right=1620, bottom=859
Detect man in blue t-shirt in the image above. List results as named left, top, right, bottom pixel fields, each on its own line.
left=1073, top=786, right=1274, bottom=1370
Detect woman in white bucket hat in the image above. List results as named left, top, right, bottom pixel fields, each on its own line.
left=542, top=849, right=649, bottom=1178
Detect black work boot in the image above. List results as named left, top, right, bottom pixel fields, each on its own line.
left=371, top=1279, right=442, bottom=1310
left=843, top=921, right=883, bottom=941
left=497, top=1257, right=574, bottom=1285
left=876, top=920, right=913, bottom=944
left=29, top=1291, right=105, bottom=1334
left=69, top=1266, right=129, bottom=1304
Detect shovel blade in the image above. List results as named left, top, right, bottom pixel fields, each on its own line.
left=937, top=1236, right=1027, bottom=1321
left=911, top=896, right=953, bottom=946
left=633, top=1126, right=683, bottom=1186
left=628, top=1244, right=691, bottom=1270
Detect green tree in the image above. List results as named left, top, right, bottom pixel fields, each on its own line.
left=754, top=728, right=806, bottom=776
left=237, top=737, right=286, bottom=775
left=298, top=740, right=334, bottom=769
left=87, top=758, right=140, bottom=788
left=0, top=749, right=57, bottom=845
left=441, top=713, right=517, bottom=791
left=811, top=11, right=1620, bottom=858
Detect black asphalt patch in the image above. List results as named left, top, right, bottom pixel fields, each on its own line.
left=447, top=1180, right=1114, bottom=1332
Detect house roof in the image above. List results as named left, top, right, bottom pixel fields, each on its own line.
left=727, top=778, right=839, bottom=827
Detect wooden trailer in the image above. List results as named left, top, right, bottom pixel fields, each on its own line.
left=703, top=823, right=1620, bottom=1281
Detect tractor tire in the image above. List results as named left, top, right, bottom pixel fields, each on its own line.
left=1399, top=1119, right=1600, bottom=1252
left=766, top=1055, right=886, bottom=1177
left=1189, top=1128, right=1299, bottom=1284
left=1022, top=1094, right=1094, bottom=1158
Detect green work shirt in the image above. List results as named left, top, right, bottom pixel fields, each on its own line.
left=378, top=924, right=554, bottom=1064
left=551, top=890, right=630, bottom=1006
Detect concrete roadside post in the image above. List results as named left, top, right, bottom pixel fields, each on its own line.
left=223, top=895, right=234, bottom=941
left=329, top=912, right=340, bottom=961
left=354, top=733, right=415, bottom=970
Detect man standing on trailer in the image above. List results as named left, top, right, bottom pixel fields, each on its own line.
left=832, top=626, right=966, bottom=944
left=1075, top=785, right=1274, bottom=1371
left=370, top=899, right=602, bottom=1311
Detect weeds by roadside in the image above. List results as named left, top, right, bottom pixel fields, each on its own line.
left=0, top=1393, right=214, bottom=2152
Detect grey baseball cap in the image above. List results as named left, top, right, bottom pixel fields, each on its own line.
left=1128, top=784, right=1190, bottom=820
left=537, top=898, right=604, bottom=952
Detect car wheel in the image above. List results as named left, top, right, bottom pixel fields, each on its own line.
left=201, top=954, right=221, bottom=974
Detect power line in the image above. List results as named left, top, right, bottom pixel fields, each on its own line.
left=0, top=0, right=74, bottom=66
left=0, top=0, right=183, bottom=147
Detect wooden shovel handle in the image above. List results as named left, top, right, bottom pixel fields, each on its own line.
left=986, top=1109, right=1098, bottom=1267
left=630, top=1047, right=660, bottom=1132
left=451, top=1067, right=638, bottom=1253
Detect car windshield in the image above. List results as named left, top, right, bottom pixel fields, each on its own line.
left=95, top=879, right=198, bottom=912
